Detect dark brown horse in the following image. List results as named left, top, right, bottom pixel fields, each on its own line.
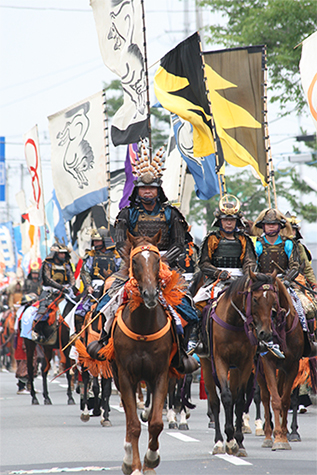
left=23, top=298, right=76, bottom=405
left=200, top=270, right=278, bottom=457
left=109, top=231, right=180, bottom=475
left=257, top=277, right=306, bottom=451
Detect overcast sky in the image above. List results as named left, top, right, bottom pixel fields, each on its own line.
left=0, top=0, right=316, bottom=239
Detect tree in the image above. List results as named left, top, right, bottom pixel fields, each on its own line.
left=199, top=0, right=317, bottom=113
left=187, top=161, right=317, bottom=229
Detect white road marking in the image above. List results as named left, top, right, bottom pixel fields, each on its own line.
left=10, top=466, right=121, bottom=474
left=166, top=432, right=199, bottom=442
left=213, top=453, right=253, bottom=465
left=110, top=404, right=125, bottom=413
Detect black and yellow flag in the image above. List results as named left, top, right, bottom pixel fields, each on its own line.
left=154, top=33, right=218, bottom=160
left=154, top=34, right=268, bottom=186
left=203, top=46, right=268, bottom=186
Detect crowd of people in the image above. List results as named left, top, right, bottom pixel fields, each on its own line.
left=0, top=152, right=316, bottom=409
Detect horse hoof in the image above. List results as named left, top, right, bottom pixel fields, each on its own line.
left=44, top=397, right=52, bottom=405
left=130, top=471, right=142, bottom=475
left=80, top=413, right=90, bottom=422
left=143, top=470, right=156, bottom=475
left=101, top=419, right=112, bottom=427
left=262, top=438, right=273, bottom=448
left=178, top=423, right=189, bottom=431
left=92, top=410, right=101, bottom=417
left=272, top=441, right=291, bottom=451
left=32, top=397, right=39, bottom=405
left=144, top=453, right=160, bottom=469
left=212, top=441, right=225, bottom=455
left=226, top=439, right=239, bottom=455
left=288, top=432, right=301, bottom=442
left=242, top=425, right=252, bottom=434
left=68, top=397, right=75, bottom=405
left=255, top=428, right=265, bottom=436
left=140, top=412, right=149, bottom=423
left=237, top=448, right=247, bottom=457
left=168, top=421, right=178, bottom=429
left=122, top=463, right=133, bottom=475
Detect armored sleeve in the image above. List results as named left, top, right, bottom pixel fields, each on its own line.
left=168, top=206, right=187, bottom=252
left=288, top=238, right=300, bottom=273
left=242, top=235, right=257, bottom=275
left=198, top=234, right=219, bottom=280
left=80, top=254, right=93, bottom=288
left=114, top=207, right=129, bottom=256
left=298, top=242, right=316, bottom=286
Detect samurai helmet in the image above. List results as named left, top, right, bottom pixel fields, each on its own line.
left=20, top=293, right=38, bottom=306
left=30, top=261, right=40, bottom=273
left=129, top=140, right=168, bottom=204
left=49, top=239, right=71, bottom=262
left=91, top=227, right=115, bottom=250
left=252, top=208, right=293, bottom=237
left=285, top=211, right=303, bottom=240
left=212, top=195, right=244, bottom=228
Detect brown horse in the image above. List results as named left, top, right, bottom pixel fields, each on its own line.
left=257, top=277, right=306, bottom=451
left=108, top=231, right=180, bottom=475
left=200, top=270, right=278, bottom=457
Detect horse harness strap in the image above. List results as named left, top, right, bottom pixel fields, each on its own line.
left=116, top=306, right=172, bottom=342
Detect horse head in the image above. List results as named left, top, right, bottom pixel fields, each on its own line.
left=127, top=230, right=162, bottom=309
left=248, top=269, right=277, bottom=343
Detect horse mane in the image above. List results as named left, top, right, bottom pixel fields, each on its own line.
left=223, top=272, right=276, bottom=301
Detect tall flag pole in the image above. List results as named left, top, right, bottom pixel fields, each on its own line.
left=102, top=88, right=111, bottom=232
left=140, top=0, right=152, bottom=160
left=262, top=46, right=276, bottom=208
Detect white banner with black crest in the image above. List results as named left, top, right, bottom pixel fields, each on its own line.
left=48, top=91, right=108, bottom=222
left=90, top=0, right=149, bottom=146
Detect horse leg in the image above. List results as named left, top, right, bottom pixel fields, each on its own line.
left=24, top=339, right=39, bottom=405
left=120, top=375, right=141, bottom=475
left=231, top=367, right=249, bottom=457
left=143, top=374, right=169, bottom=473
left=288, top=386, right=301, bottom=442
left=261, top=360, right=291, bottom=450
left=141, top=384, right=152, bottom=423
left=80, top=368, right=91, bottom=422
left=254, top=381, right=265, bottom=436
left=92, top=376, right=101, bottom=416
left=166, top=377, right=177, bottom=429
left=257, top=371, right=274, bottom=447
left=100, top=376, right=112, bottom=427
left=42, top=347, right=53, bottom=405
left=136, top=381, right=145, bottom=409
left=200, top=358, right=224, bottom=454
left=278, top=366, right=299, bottom=449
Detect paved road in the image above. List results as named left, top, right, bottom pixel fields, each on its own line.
left=1, top=368, right=316, bottom=475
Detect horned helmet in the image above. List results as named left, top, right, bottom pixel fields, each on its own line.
left=49, top=240, right=71, bottom=263
left=212, top=195, right=244, bottom=228
left=129, top=140, right=168, bottom=204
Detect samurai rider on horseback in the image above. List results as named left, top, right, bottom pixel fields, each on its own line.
left=193, top=195, right=285, bottom=359
left=32, top=241, right=76, bottom=344
left=72, top=227, right=121, bottom=340
left=252, top=208, right=317, bottom=357
left=90, top=141, right=199, bottom=374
